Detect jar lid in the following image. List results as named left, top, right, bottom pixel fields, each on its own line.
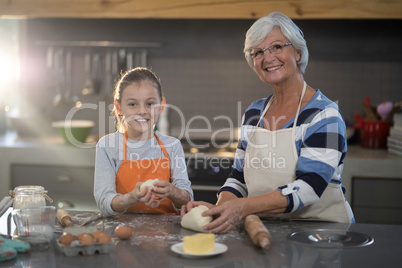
left=13, top=185, right=45, bottom=195
left=10, top=185, right=53, bottom=203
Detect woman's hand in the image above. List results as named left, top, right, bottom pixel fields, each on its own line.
left=180, top=201, right=215, bottom=218
left=202, top=198, right=247, bottom=234
left=133, top=182, right=160, bottom=208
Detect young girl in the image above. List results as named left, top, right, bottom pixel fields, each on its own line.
left=94, top=67, right=193, bottom=216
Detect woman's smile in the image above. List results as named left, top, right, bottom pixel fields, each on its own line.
left=265, top=64, right=283, bottom=72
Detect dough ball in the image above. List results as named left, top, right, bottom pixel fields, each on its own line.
left=140, top=179, right=159, bottom=191
left=181, top=205, right=212, bottom=233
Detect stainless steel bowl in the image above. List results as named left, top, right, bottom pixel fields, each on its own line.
left=287, top=229, right=374, bottom=248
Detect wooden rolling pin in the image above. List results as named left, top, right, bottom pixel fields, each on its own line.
left=57, top=209, right=73, bottom=227
left=244, top=215, right=272, bottom=250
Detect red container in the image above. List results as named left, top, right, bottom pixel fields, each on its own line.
left=360, top=120, right=390, bottom=148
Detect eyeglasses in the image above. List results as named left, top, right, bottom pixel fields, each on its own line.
left=249, top=43, right=292, bottom=59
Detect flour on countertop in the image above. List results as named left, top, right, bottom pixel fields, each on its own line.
left=57, top=212, right=245, bottom=248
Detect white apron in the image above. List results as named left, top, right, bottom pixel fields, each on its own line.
left=244, top=82, right=351, bottom=223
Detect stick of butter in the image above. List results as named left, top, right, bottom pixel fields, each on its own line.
left=183, top=233, right=215, bottom=254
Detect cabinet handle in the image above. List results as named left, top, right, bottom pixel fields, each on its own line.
left=57, top=175, right=72, bottom=183
left=191, top=185, right=221, bottom=191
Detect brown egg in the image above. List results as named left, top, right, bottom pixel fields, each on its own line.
left=92, top=230, right=105, bottom=241
left=77, top=232, right=88, bottom=241
left=59, top=233, right=75, bottom=246
left=78, top=233, right=95, bottom=245
left=115, top=225, right=133, bottom=240
left=97, top=233, right=112, bottom=243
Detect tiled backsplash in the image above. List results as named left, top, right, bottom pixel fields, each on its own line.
left=19, top=18, right=402, bottom=138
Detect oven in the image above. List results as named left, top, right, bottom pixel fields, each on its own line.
left=182, top=139, right=236, bottom=204
left=186, top=154, right=234, bottom=203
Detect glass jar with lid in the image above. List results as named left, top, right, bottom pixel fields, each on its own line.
left=11, top=185, right=53, bottom=209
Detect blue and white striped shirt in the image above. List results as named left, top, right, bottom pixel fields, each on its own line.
left=218, top=89, right=348, bottom=213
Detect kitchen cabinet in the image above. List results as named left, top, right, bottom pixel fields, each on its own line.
left=11, top=164, right=97, bottom=211
left=352, top=177, right=402, bottom=224
left=342, top=146, right=401, bottom=199
left=1, top=0, right=401, bottom=19
left=342, top=146, right=402, bottom=224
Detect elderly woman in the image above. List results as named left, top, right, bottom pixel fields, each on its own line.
left=181, top=12, right=354, bottom=233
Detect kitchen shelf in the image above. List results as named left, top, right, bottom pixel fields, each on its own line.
left=1, top=0, right=401, bottom=19
left=36, top=40, right=162, bottom=48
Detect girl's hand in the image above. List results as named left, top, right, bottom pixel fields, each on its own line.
left=134, top=182, right=160, bottom=208
left=202, top=199, right=246, bottom=234
left=151, top=180, right=172, bottom=202
left=180, top=201, right=215, bottom=218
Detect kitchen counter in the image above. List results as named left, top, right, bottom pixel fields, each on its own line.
left=1, top=210, right=402, bottom=267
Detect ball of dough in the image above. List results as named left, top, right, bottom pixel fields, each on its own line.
left=140, top=179, right=159, bottom=191
left=181, top=205, right=212, bottom=233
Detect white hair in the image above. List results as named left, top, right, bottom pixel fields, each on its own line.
left=244, top=12, right=309, bottom=74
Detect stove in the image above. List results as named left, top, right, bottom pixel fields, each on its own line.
left=181, top=139, right=236, bottom=203
left=180, top=139, right=237, bottom=155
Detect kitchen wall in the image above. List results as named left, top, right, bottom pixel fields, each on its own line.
left=17, top=18, right=402, bottom=139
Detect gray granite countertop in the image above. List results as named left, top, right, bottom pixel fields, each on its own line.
left=1, top=210, right=402, bottom=267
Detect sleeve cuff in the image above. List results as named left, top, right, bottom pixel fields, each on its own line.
left=278, top=184, right=299, bottom=213
left=103, top=194, right=126, bottom=217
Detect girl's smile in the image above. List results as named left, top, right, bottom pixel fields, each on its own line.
left=133, top=118, right=149, bottom=124
left=116, top=80, right=164, bottom=140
